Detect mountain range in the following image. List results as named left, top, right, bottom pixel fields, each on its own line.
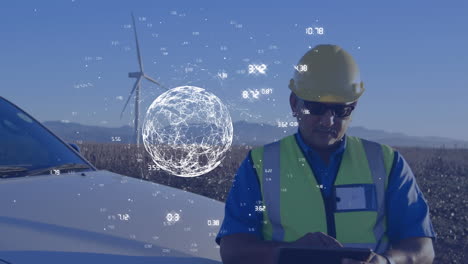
left=43, top=121, right=468, bottom=148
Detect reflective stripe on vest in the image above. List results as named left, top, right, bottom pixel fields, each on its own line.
left=263, top=141, right=284, bottom=241
left=251, top=135, right=394, bottom=253
left=361, top=138, right=390, bottom=253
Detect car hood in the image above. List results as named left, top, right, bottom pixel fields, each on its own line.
left=0, top=251, right=221, bottom=264
left=0, top=170, right=225, bottom=261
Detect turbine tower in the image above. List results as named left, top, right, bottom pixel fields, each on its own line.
left=121, top=13, right=165, bottom=147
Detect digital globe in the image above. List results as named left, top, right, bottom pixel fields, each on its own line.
left=142, top=86, right=233, bottom=177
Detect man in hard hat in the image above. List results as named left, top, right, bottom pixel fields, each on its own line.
left=216, top=44, right=436, bottom=264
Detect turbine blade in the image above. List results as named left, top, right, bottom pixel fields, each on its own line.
left=144, top=74, right=166, bottom=89
left=120, top=76, right=142, bottom=119
left=131, top=13, right=144, bottom=72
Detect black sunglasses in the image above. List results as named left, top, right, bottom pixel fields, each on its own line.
left=301, top=101, right=355, bottom=118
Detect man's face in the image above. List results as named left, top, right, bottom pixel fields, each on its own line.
left=290, top=93, right=356, bottom=149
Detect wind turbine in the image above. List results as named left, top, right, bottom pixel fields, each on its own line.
left=121, top=13, right=165, bottom=147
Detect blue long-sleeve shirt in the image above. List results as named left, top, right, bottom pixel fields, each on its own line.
left=216, top=132, right=436, bottom=245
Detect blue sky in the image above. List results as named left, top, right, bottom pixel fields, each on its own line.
left=1, top=0, right=467, bottom=140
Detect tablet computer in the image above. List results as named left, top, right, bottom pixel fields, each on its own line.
left=276, top=247, right=373, bottom=264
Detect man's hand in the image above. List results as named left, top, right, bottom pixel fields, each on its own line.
left=290, top=232, right=344, bottom=249
left=342, top=253, right=388, bottom=264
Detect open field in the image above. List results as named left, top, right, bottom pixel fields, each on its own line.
left=77, top=142, right=467, bottom=263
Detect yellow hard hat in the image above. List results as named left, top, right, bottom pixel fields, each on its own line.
left=288, top=44, right=365, bottom=103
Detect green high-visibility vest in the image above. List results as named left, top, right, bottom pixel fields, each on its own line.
left=250, top=135, right=395, bottom=253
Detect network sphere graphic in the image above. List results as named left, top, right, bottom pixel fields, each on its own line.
left=142, top=86, right=233, bottom=177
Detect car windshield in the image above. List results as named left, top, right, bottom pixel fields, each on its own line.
left=0, top=98, right=94, bottom=177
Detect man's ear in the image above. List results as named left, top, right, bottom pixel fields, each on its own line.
left=290, top=92, right=298, bottom=117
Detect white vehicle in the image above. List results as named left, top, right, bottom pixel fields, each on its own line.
left=0, top=96, right=224, bottom=264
